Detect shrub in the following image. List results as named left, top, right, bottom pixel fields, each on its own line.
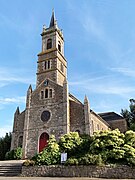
left=5, top=147, right=22, bottom=160
left=59, top=132, right=82, bottom=157
left=78, top=154, right=103, bottom=166
left=5, top=149, right=14, bottom=160
left=32, top=135, right=60, bottom=165
left=65, top=158, right=79, bottom=165
left=23, top=160, right=35, bottom=166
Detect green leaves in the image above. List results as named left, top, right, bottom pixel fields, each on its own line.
left=59, top=132, right=82, bottom=156
left=5, top=147, right=22, bottom=160
left=121, top=99, right=135, bottom=129
left=26, top=129, right=135, bottom=166
left=32, top=135, right=60, bottom=165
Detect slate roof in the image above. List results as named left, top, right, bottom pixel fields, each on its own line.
left=98, top=112, right=124, bottom=122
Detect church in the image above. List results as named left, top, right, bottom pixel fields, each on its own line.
left=11, top=12, right=127, bottom=159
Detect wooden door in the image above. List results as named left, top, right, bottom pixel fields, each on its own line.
left=39, top=132, right=49, bottom=152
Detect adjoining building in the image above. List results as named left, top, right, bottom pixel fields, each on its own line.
left=11, top=11, right=127, bottom=159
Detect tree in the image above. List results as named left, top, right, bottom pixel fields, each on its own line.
left=121, top=99, right=135, bottom=130
left=0, top=132, right=11, bottom=160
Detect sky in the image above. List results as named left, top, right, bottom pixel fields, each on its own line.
left=0, top=0, right=135, bottom=137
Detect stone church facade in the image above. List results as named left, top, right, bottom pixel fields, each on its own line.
left=11, top=12, right=127, bottom=159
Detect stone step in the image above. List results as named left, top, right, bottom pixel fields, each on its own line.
left=0, top=164, right=22, bottom=176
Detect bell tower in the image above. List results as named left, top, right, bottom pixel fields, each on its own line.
left=36, top=11, right=67, bottom=87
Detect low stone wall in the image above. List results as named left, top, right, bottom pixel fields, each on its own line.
left=22, top=165, right=135, bottom=178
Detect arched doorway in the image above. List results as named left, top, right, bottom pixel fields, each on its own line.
left=39, top=132, right=49, bottom=153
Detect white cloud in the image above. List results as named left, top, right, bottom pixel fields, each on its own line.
left=69, top=73, right=135, bottom=97
left=111, top=67, right=135, bottom=78
left=0, top=67, right=35, bottom=86
left=0, top=96, right=26, bottom=105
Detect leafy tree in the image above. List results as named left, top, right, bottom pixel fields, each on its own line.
left=0, top=132, right=11, bottom=160
left=121, top=99, right=135, bottom=129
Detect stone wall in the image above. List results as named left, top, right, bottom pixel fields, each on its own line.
left=91, top=111, right=109, bottom=132
left=69, top=100, right=85, bottom=134
left=22, top=165, right=135, bottom=178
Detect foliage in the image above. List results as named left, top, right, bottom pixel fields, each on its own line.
left=65, top=157, right=79, bottom=165
left=31, top=135, right=60, bottom=165
left=121, top=99, right=135, bottom=129
left=0, top=132, right=11, bottom=160
left=23, top=159, right=35, bottom=166
left=59, top=132, right=82, bottom=157
left=79, top=154, right=103, bottom=166
left=25, top=129, right=135, bottom=166
left=5, top=147, right=22, bottom=160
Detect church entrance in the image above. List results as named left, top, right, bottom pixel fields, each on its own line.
left=39, top=132, right=49, bottom=152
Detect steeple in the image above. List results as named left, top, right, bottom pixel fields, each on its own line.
left=37, top=10, right=66, bottom=87
left=49, top=9, right=56, bottom=28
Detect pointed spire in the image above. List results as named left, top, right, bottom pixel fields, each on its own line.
left=84, top=95, right=89, bottom=103
left=27, top=84, right=32, bottom=93
left=49, top=9, right=57, bottom=28
left=15, top=106, right=20, bottom=115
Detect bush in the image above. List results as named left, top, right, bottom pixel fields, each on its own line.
left=26, top=130, right=135, bottom=166
left=5, top=149, right=14, bottom=160
left=5, top=147, right=22, bottom=160
left=59, top=132, right=82, bottom=157
left=23, top=160, right=35, bottom=166
left=65, top=158, right=79, bottom=165
left=78, top=154, right=103, bottom=166
left=32, top=135, right=60, bottom=165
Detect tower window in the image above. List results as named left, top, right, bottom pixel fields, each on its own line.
left=41, top=91, right=44, bottom=99
left=49, top=89, right=52, bottom=98
left=58, top=41, right=61, bottom=52
left=45, top=89, right=49, bottom=98
left=47, top=39, right=52, bottom=49
left=48, top=60, right=50, bottom=69
left=44, top=60, right=51, bottom=70
left=40, top=88, right=53, bottom=100
left=45, top=61, right=47, bottom=70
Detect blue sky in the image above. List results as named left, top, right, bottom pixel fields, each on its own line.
left=0, top=0, right=135, bottom=137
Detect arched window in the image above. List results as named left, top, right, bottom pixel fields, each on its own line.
left=41, top=91, right=44, bottom=99
left=18, top=136, right=23, bottom=147
left=44, top=60, right=51, bottom=70
left=58, top=41, right=61, bottom=52
left=47, top=39, right=52, bottom=49
left=49, top=89, right=53, bottom=98
left=45, top=89, right=48, bottom=98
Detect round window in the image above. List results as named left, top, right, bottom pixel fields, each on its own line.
left=41, top=110, right=50, bottom=122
